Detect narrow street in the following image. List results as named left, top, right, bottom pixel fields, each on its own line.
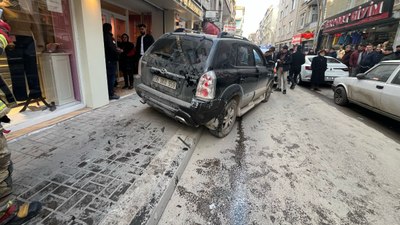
left=158, top=85, right=400, bottom=225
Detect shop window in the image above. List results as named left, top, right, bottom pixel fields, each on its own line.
left=0, top=0, right=78, bottom=115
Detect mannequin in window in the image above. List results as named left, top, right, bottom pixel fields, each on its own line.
left=2, top=0, right=46, bottom=103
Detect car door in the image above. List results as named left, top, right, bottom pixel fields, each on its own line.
left=236, top=44, right=258, bottom=107
left=349, top=64, right=398, bottom=109
left=380, top=68, right=400, bottom=118
left=253, top=47, right=269, bottom=99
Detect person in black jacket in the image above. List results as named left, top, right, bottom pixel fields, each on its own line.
left=103, top=23, right=121, bottom=100
left=311, top=50, right=328, bottom=91
left=359, top=44, right=380, bottom=73
left=134, top=24, right=155, bottom=74
left=290, top=46, right=305, bottom=89
left=275, top=45, right=292, bottom=94
left=118, top=33, right=135, bottom=89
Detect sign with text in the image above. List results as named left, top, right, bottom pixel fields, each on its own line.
left=223, top=25, right=236, bottom=34
left=47, top=0, right=63, bottom=13
left=323, top=0, right=394, bottom=33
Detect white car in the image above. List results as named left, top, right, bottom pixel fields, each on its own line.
left=296, top=56, right=349, bottom=84
left=333, top=60, right=400, bottom=121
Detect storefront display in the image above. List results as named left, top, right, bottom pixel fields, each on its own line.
left=322, top=0, right=397, bottom=49
left=0, top=0, right=78, bottom=115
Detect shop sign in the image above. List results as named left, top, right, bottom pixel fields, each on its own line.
left=292, top=34, right=302, bottom=45
left=47, top=0, right=63, bottom=13
left=178, top=0, right=203, bottom=18
left=223, top=25, right=236, bottom=34
left=323, top=0, right=394, bottom=33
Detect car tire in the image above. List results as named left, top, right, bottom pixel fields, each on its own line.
left=334, top=86, right=348, bottom=106
left=209, top=98, right=238, bottom=138
left=262, top=81, right=273, bottom=103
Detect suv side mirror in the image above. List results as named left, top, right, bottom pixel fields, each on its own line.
left=356, top=73, right=366, bottom=79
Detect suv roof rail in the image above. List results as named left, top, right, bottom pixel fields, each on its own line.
left=173, top=28, right=202, bottom=34
left=217, top=32, right=248, bottom=41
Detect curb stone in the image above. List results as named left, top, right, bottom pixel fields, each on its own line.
left=98, top=126, right=203, bottom=225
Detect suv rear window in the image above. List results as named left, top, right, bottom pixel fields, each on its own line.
left=145, top=34, right=213, bottom=74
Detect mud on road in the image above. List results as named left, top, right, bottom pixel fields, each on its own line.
left=159, top=87, right=400, bottom=225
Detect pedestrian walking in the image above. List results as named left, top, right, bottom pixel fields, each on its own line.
left=118, top=33, right=135, bottom=89
left=134, top=24, right=154, bottom=74
left=290, top=45, right=305, bottom=89
left=275, top=45, right=292, bottom=94
left=310, top=50, right=327, bottom=91
left=349, top=44, right=365, bottom=77
left=103, top=23, right=121, bottom=100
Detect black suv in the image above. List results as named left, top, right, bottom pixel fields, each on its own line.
left=135, top=32, right=274, bottom=137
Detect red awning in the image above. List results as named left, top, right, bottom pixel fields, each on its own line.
left=301, top=32, right=314, bottom=39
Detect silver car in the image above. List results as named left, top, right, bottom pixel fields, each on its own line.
left=332, top=60, right=400, bottom=121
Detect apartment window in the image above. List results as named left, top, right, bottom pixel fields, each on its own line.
left=288, top=21, right=292, bottom=34
left=280, top=10, right=284, bottom=19
left=311, top=6, right=318, bottom=23
left=283, top=25, right=286, bottom=35
left=299, top=13, right=305, bottom=28
left=291, top=0, right=296, bottom=11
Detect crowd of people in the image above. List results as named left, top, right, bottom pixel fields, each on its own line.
left=264, top=42, right=400, bottom=93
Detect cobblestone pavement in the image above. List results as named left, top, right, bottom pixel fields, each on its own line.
left=6, top=94, right=189, bottom=225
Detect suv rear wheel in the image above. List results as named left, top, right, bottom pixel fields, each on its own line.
left=209, top=98, right=238, bottom=138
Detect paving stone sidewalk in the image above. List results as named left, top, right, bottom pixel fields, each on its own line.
left=6, top=94, right=195, bottom=225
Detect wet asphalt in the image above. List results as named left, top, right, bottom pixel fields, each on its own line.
left=158, top=85, right=400, bottom=225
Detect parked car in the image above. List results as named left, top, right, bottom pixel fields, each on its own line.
left=296, top=55, right=349, bottom=84
left=333, top=60, right=400, bottom=121
left=135, top=32, right=275, bottom=137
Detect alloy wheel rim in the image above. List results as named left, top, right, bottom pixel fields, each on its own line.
left=223, top=105, right=235, bottom=129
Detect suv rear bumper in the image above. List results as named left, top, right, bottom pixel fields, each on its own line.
left=136, top=84, right=224, bottom=127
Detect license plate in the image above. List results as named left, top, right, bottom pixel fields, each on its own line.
left=152, top=75, right=177, bottom=89
left=325, top=76, right=334, bottom=81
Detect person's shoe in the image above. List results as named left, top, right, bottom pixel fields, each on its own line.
left=109, top=95, right=120, bottom=100
left=2, top=201, right=42, bottom=225
left=314, top=88, right=321, bottom=92
left=290, top=84, right=295, bottom=89
left=274, top=88, right=281, bottom=92
left=128, top=86, right=134, bottom=89
left=122, top=86, right=129, bottom=89
left=283, top=90, right=286, bottom=94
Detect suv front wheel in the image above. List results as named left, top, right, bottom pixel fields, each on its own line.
left=209, top=98, right=238, bottom=138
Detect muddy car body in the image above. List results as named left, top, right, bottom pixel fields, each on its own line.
left=135, top=32, right=274, bottom=137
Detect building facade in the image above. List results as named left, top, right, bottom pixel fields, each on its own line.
left=1, top=0, right=209, bottom=131
left=292, top=0, right=319, bottom=52
left=257, top=5, right=279, bottom=47
left=235, top=5, right=245, bottom=36
left=320, top=0, right=400, bottom=50
left=274, top=0, right=300, bottom=49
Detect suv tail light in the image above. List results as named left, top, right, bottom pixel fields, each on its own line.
left=305, top=66, right=312, bottom=70
left=196, top=71, right=216, bottom=100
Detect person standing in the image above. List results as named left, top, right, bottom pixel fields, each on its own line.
left=349, top=44, right=365, bottom=77
left=103, top=23, right=121, bottom=100
left=380, top=46, right=397, bottom=61
left=395, top=45, right=400, bottom=59
left=264, top=47, right=277, bottom=64
left=341, top=45, right=353, bottom=68
left=134, top=24, right=154, bottom=74
left=359, top=44, right=380, bottom=73
left=275, top=45, right=292, bottom=94
left=310, top=50, right=327, bottom=91
left=290, top=45, right=305, bottom=89
left=118, top=33, right=135, bottom=89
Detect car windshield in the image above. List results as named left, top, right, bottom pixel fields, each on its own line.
left=144, top=34, right=213, bottom=77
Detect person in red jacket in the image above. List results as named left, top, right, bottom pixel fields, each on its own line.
left=349, top=44, right=366, bottom=77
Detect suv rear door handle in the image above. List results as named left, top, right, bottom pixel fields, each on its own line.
left=376, top=85, right=384, bottom=89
